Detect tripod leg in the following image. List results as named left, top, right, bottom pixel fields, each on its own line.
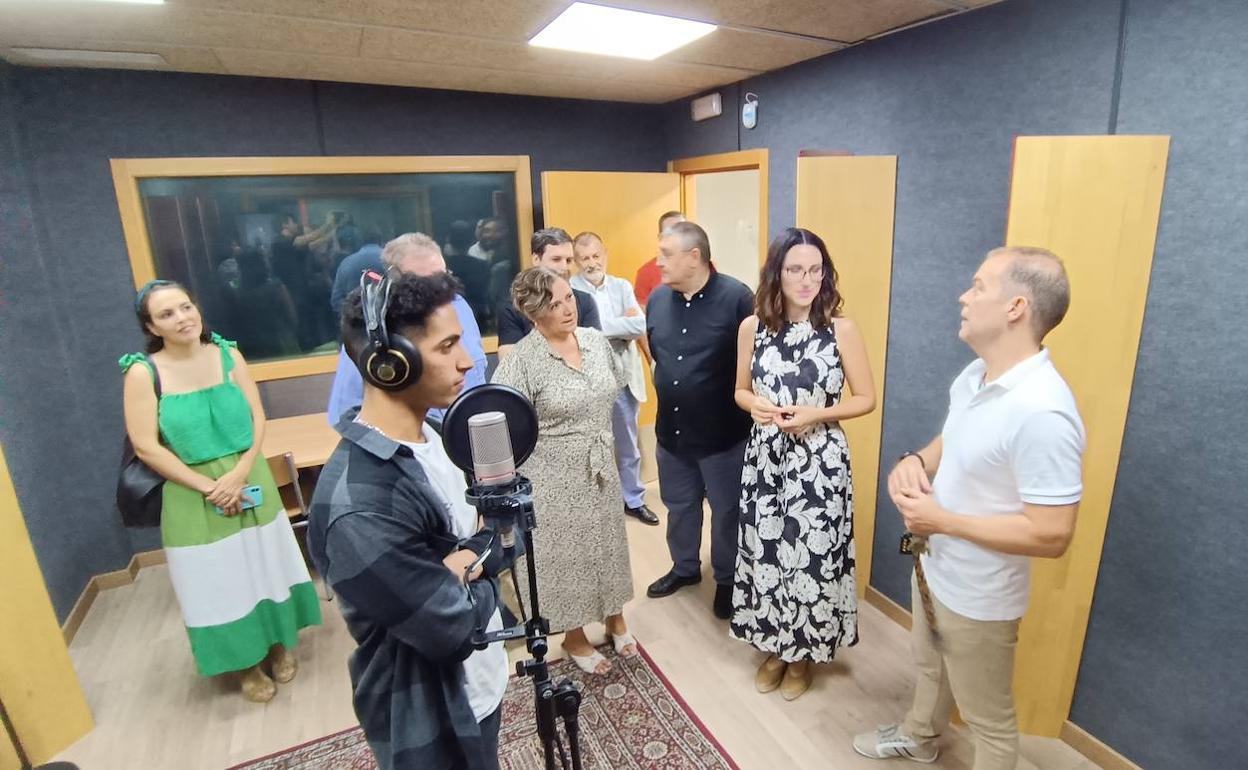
left=565, top=719, right=582, bottom=770
left=534, top=679, right=562, bottom=770
left=554, top=682, right=584, bottom=770
left=542, top=733, right=557, bottom=770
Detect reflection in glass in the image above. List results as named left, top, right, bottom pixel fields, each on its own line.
left=137, top=172, right=519, bottom=362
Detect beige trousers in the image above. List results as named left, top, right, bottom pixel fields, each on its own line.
left=903, top=573, right=1021, bottom=770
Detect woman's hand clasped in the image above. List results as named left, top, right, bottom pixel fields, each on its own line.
left=204, top=468, right=251, bottom=516
left=775, top=405, right=822, bottom=436
left=750, top=395, right=784, bottom=425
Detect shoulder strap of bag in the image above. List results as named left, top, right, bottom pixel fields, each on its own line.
left=141, top=359, right=163, bottom=399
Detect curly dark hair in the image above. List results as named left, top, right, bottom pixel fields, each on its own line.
left=340, top=271, right=462, bottom=361
left=755, top=227, right=843, bottom=332
left=135, top=280, right=214, bottom=354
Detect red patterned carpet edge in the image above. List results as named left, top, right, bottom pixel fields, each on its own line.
left=226, top=725, right=370, bottom=769
left=635, top=643, right=740, bottom=770
left=228, top=642, right=738, bottom=770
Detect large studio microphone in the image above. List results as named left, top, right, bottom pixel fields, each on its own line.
left=466, top=411, right=517, bottom=547
left=442, top=384, right=540, bottom=554
left=443, top=384, right=538, bottom=476
left=443, top=384, right=541, bottom=644
left=442, top=386, right=584, bottom=770
left=467, top=411, right=517, bottom=485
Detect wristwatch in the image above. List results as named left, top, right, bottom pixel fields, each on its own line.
left=899, top=451, right=926, bottom=470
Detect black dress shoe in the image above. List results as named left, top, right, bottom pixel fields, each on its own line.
left=647, top=570, right=702, bottom=598
left=713, top=583, right=733, bottom=620
left=625, top=504, right=660, bottom=525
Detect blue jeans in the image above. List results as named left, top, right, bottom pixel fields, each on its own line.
left=611, top=390, right=647, bottom=509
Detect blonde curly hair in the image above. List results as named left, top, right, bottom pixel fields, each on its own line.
left=510, top=266, right=566, bottom=321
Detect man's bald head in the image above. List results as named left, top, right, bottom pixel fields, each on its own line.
left=382, top=232, right=446, bottom=276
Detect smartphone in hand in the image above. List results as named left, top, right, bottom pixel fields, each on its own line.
left=215, top=485, right=264, bottom=515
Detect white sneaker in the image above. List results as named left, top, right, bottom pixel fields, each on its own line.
left=852, top=724, right=939, bottom=763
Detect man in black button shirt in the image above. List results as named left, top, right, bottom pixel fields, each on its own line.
left=495, top=227, right=601, bottom=359
left=644, top=221, right=754, bottom=619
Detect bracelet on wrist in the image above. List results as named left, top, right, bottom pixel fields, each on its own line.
left=899, top=451, right=926, bottom=470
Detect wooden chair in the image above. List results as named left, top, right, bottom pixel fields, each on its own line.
left=267, top=451, right=332, bottom=601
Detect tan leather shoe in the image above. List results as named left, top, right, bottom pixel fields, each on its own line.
left=780, top=661, right=812, bottom=701
left=241, top=664, right=276, bottom=703
left=269, top=645, right=298, bottom=684
left=755, top=655, right=787, bottom=693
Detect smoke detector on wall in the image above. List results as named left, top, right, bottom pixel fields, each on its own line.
left=742, top=92, right=759, bottom=129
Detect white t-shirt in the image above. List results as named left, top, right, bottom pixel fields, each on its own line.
left=400, top=427, right=508, bottom=721
left=922, top=350, right=1086, bottom=621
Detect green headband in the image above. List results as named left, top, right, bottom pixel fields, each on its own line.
left=134, top=279, right=176, bottom=313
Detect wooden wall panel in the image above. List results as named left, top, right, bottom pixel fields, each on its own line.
left=796, top=155, right=898, bottom=600
left=1006, top=135, right=1169, bottom=736
left=0, top=446, right=93, bottom=764
left=541, top=170, right=681, bottom=428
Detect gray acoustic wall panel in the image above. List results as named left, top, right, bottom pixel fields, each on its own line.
left=0, top=64, right=137, bottom=605
left=1067, top=1, right=1248, bottom=768
left=661, top=0, right=1248, bottom=765
left=0, top=66, right=322, bottom=621
left=314, top=82, right=668, bottom=227
left=667, top=0, right=1120, bottom=605
left=0, top=66, right=665, bottom=620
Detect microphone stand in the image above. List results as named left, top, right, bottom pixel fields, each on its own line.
left=466, top=477, right=583, bottom=770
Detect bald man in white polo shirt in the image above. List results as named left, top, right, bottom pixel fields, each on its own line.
left=855, top=246, right=1086, bottom=769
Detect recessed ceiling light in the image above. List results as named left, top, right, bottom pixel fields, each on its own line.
left=529, top=2, right=716, bottom=61
left=8, top=48, right=168, bottom=68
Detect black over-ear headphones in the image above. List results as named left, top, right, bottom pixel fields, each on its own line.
left=357, top=269, right=422, bottom=390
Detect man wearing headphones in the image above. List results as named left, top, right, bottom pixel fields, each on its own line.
left=309, top=272, right=508, bottom=770
left=326, top=232, right=488, bottom=426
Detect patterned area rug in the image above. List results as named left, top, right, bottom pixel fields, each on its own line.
left=229, top=644, right=737, bottom=769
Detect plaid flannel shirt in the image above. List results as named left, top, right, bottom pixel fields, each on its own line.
left=308, top=409, right=500, bottom=770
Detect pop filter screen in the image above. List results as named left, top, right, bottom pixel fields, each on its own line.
left=441, top=383, right=539, bottom=475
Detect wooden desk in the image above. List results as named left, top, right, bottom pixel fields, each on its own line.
left=263, top=414, right=341, bottom=469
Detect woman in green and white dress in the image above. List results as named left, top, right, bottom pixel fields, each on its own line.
left=121, top=280, right=321, bottom=702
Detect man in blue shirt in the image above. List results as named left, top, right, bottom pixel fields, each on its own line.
left=331, top=237, right=384, bottom=316
left=327, top=233, right=488, bottom=425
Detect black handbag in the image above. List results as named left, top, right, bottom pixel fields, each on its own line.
left=116, top=366, right=165, bottom=528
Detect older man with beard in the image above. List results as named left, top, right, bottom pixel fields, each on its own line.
left=570, top=231, right=660, bottom=526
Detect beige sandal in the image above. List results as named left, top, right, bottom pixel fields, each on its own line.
left=269, top=645, right=298, bottom=684
left=240, top=664, right=276, bottom=703
left=780, top=661, right=813, bottom=701
left=755, top=654, right=787, bottom=693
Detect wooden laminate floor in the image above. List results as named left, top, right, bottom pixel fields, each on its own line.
left=55, top=483, right=1100, bottom=770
